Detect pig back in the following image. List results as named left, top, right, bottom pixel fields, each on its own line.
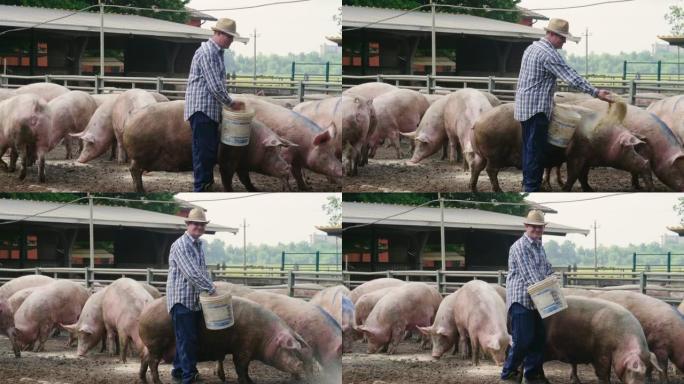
left=15, top=280, right=89, bottom=330
left=350, top=277, right=405, bottom=303
left=0, top=275, right=54, bottom=301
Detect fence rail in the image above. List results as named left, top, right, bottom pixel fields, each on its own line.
left=0, top=74, right=342, bottom=102
left=0, top=267, right=344, bottom=299
left=343, top=269, right=684, bottom=304
left=342, top=74, right=684, bottom=105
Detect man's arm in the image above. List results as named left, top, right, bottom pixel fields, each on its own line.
left=545, top=53, right=613, bottom=103
left=170, top=242, right=216, bottom=294
left=197, top=49, right=232, bottom=106
left=511, top=244, right=548, bottom=286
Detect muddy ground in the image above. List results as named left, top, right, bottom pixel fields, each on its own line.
left=0, top=145, right=340, bottom=193
left=342, top=140, right=670, bottom=192
left=0, top=334, right=318, bottom=384
left=343, top=338, right=682, bottom=384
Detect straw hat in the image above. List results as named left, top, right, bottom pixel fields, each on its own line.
left=211, top=18, right=249, bottom=44
left=523, top=210, right=547, bottom=226
left=185, top=207, right=210, bottom=224
left=544, top=18, right=581, bottom=43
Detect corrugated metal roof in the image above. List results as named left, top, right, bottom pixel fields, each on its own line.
left=0, top=199, right=237, bottom=234
left=185, top=7, right=217, bottom=21
left=342, top=5, right=545, bottom=40
left=343, top=202, right=588, bottom=236
left=516, top=6, right=549, bottom=21
left=0, top=5, right=212, bottom=41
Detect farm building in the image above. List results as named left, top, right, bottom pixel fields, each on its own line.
left=342, top=202, right=587, bottom=272
left=342, top=5, right=546, bottom=79
left=0, top=4, right=212, bottom=77
left=0, top=199, right=236, bottom=270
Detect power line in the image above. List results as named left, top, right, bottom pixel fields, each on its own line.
left=0, top=4, right=100, bottom=37
left=0, top=197, right=89, bottom=225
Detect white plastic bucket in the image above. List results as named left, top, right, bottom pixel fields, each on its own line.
left=199, top=292, right=235, bottom=330
left=548, top=104, right=581, bottom=148
left=221, top=108, right=255, bottom=146
left=527, top=277, right=567, bottom=319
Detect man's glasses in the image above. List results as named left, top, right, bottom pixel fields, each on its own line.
left=188, top=222, right=207, bottom=227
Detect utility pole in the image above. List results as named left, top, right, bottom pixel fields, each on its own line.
left=592, top=220, right=600, bottom=271
left=241, top=218, right=249, bottom=270
left=99, top=0, right=104, bottom=78
left=430, top=0, right=436, bottom=78
left=439, top=192, right=445, bottom=271
left=88, top=193, right=94, bottom=270
left=582, top=28, right=591, bottom=77
left=250, top=29, right=260, bottom=82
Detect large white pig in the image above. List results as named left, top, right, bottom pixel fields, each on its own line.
left=368, top=89, right=429, bottom=159
left=111, top=89, right=168, bottom=163
left=47, top=91, right=98, bottom=159
left=14, top=82, right=69, bottom=102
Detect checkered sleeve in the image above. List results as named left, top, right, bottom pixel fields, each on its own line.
left=174, top=240, right=215, bottom=294
left=545, top=52, right=598, bottom=97
left=198, top=48, right=232, bottom=106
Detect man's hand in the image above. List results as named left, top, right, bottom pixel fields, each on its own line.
left=228, top=100, right=245, bottom=111
left=596, top=89, right=614, bottom=103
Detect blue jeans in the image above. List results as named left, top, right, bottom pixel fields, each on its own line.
left=501, top=303, right=546, bottom=379
left=171, top=303, right=202, bottom=383
left=521, top=113, right=549, bottom=192
left=189, top=111, right=219, bottom=192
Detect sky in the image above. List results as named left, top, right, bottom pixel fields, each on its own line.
left=518, top=0, right=677, bottom=56
left=527, top=193, right=684, bottom=248
left=186, top=0, right=340, bottom=56
left=174, top=192, right=340, bottom=247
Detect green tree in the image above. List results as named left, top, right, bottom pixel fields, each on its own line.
left=0, top=0, right=190, bottom=23
left=323, top=195, right=342, bottom=226
left=343, top=193, right=531, bottom=216
left=0, top=193, right=179, bottom=215
left=666, top=3, right=684, bottom=35
left=342, top=0, right=521, bottom=23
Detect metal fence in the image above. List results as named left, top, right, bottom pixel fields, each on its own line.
left=0, top=73, right=342, bottom=102
left=343, top=269, right=684, bottom=305
left=0, top=267, right=344, bottom=299
left=342, top=74, right=684, bottom=105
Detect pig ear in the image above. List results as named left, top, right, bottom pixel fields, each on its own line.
left=277, top=334, right=301, bottom=350
left=279, top=137, right=298, bottom=147
left=399, top=131, right=417, bottom=139
left=415, top=134, right=429, bottom=144
left=79, top=324, right=94, bottom=336
left=416, top=326, right=432, bottom=336
left=59, top=323, right=78, bottom=334
left=313, top=130, right=331, bottom=146
left=263, top=138, right=281, bottom=147
left=649, top=352, right=664, bottom=373
left=435, top=326, right=448, bottom=336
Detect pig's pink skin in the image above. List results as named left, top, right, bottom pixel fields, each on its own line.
left=101, top=278, right=153, bottom=363
left=0, top=275, right=54, bottom=301
left=350, top=278, right=406, bottom=304
left=343, top=82, right=398, bottom=101
left=111, top=89, right=163, bottom=163
left=73, top=96, right=118, bottom=163
left=470, top=103, right=652, bottom=192
left=359, top=282, right=441, bottom=354
left=368, top=89, right=429, bottom=159
left=310, top=285, right=354, bottom=352
left=647, top=95, right=684, bottom=143
left=354, top=287, right=396, bottom=327
left=138, top=296, right=313, bottom=384
left=47, top=91, right=98, bottom=159
left=544, top=296, right=663, bottom=384
left=12, top=280, right=89, bottom=354
left=419, top=280, right=509, bottom=365
left=14, top=83, right=69, bottom=102
left=60, top=288, right=109, bottom=356
left=235, top=96, right=343, bottom=190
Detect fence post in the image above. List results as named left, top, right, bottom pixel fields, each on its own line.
left=657, top=60, right=662, bottom=82
left=315, top=251, right=320, bottom=272
left=94, top=75, right=101, bottom=94
left=85, top=267, right=91, bottom=288
left=288, top=271, right=294, bottom=297
left=291, top=61, right=295, bottom=81
left=668, top=251, right=672, bottom=273
left=427, top=75, right=434, bottom=95
left=628, top=80, right=636, bottom=105
left=325, top=61, right=330, bottom=83
left=435, top=270, right=442, bottom=294
left=561, top=271, right=567, bottom=287
left=44, top=74, right=50, bottom=83
left=639, top=271, right=646, bottom=294
left=632, top=252, right=637, bottom=272
left=487, top=76, right=494, bottom=94
left=386, top=270, right=392, bottom=278
left=297, top=81, right=305, bottom=102
left=281, top=251, right=286, bottom=271
left=156, top=77, right=163, bottom=93
left=497, top=270, right=503, bottom=286
left=34, top=267, right=40, bottom=275
left=622, top=60, right=627, bottom=80
left=146, top=268, right=153, bottom=285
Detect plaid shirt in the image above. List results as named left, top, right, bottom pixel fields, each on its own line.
left=183, top=38, right=233, bottom=123
left=166, top=232, right=216, bottom=312
left=506, top=234, right=554, bottom=310
left=514, top=38, right=598, bottom=122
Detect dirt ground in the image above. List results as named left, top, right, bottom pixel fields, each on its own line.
left=342, top=140, right=670, bottom=192
left=343, top=338, right=683, bottom=384
left=0, top=334, right=315, bottom=384
left=0, top=145, right=340, bottom=193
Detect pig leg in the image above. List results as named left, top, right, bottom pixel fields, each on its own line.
left=129, top=160, right=145, bottom=193
left=109, top=140, right=116, bottom=161
left=458, top=334, right=470, bottom=360
left=387, top=324, right=405, bottom=355
left=389, top=132, right=402, bottom=159
left=570, top=363, right=582, bottom=384
left=233, top=352, right=255, bottom=384
left=139, top=349, right=150, bottom=383
left=469, top=154, right=486, bottom=192
left=8, top=147, right=18, bottom=172
left=555, top=166, right=565, bottom=187
left=215, top=359, right=226, bottom=382
left=35, top=323, right=51, bottom=352
left=440, top=141, right=448, bottom=160
left=592, top=357, right=612, bottom=384
left=236, top=169, right=259, bottom=192
left=37, top=151, right=46, bottom=182
left=64, top=138, right=72, bottom=160
left=100, top=334, right=106, bottom=353
left=18, top=148, right=28, bottom=180
left=578, top=167, right=594, bottom=192
left=119, top=333, right=130, bottom=363
left=148, top=354, right=163, bottom=384
left=106, top=325, right=117, bottom=356
left=542, top=168, right=552, bottom=191
left=292, top=165, right=312, bottom=191
left=485, top=167, right=502, bottom=192
left=470, top=337, right=480, bottom=366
